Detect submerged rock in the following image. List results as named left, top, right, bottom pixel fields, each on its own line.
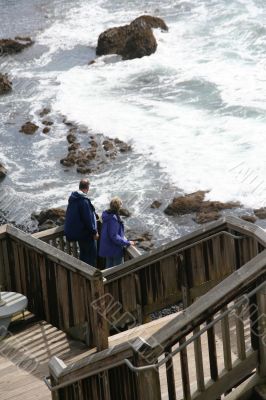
left=0, top=37, right=33, bottom=55
left=96, top=15, right=168, bottom=60
left=20, top=121, right=39, bottom=134
left=0, top=73, right=12, bottom=94
left=0, top=163, right=7, bottom=179
left=150, top=200, right=162, bottom=209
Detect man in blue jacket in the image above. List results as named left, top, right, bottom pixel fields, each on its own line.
left=64, top=179, right=98, bottom=267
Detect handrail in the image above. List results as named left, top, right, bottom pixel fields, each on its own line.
left=103, top=230, right=245, bottom=283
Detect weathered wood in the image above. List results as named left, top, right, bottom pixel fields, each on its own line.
left=90, top=275, right=109, bottom=351
left=193, top=327, right=205, bottom=392
left=179, top=337, right=191, bottom=400
left=221, top=307, right=232, bottom=371
left=235, top=304, right=246, bottom=361
left=165, top=346, right=177, bottom=400
left=256, top=285, right=266, bottom=378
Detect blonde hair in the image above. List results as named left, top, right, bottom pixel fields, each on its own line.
left=110, top=196, right=122, bottom=212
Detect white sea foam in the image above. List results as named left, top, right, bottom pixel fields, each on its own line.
left=1, top=0, right=266, bottom=230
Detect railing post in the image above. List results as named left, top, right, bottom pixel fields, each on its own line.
left=90, top=271, right=109, bottom=351
left=133, top=339, right=162, bottom=400
left=257, top=284, right=266, bottom=378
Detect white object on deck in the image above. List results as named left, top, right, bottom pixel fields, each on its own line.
left=0, top=292, right=28, bottom=337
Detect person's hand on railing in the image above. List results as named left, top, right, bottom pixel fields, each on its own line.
left=93, top=233, right=99, bottom=240
left=129, top=241, right=135, bottom=246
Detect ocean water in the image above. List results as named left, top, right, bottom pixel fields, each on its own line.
left=0, top=0, right=265, bottom=241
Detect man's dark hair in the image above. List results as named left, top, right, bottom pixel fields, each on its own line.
left=79, top=179, right=89, bottom=190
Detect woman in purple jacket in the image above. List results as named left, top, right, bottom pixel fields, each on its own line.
left=99, top=197, right=134, bottom=268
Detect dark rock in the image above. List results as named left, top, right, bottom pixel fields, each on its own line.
left=39, top=107, right=51, bottom=117
left=138, top=240, right=154, bottom=251
left=60, top=156, right=76, bottom=167
left=96, top=15, right=168, bottom=60
left=119, top=208, right=131, bottom=217
left=89, top=139, right=98, bottom=147
left=164, top=191, right=240, bottom=216
left=42, top=127, right=50, bottom=134
left=0, top=37, right=33, bottom=55
left=240, top=215, right=257, bottom=223
left=42, top=120, right=54, bottom=126
left=254, top=208, right=266, bottom=219
left=63, top=118, right=74, bottom=126
left=67, top=133, right=76, bottom=143
left=0, top=73, right=12, bottom=94
left=20, top=121, right=39, bottom=134
left=164, top=191, right=206, bottom=215
left=103, top=140, right=115, bottom=151
left=127, top=230, right=153, bottom=243
left=0, top=163, right=7, bottom=179
left=68, top=142, right=80, bottom=151
left=38, top=219, right=57, bottom=231
left=31, top=208, right=65, bottom=227
left=77, top=166, right=91, bottom=174
left=88, top=60, right=95, bottom=65
left=194, top=211, right=220, bottom=224
left=151, top=200, right=162, bottom=209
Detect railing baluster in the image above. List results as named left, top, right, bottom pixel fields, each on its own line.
left=165, top=346, right=177, bottom=400
left=221, top=307, right=232, bottom=371
left=207, top=317, right=219, bottom=382
left=235, top=303, right=246, bottom=361
left=193, top=327, right=205, bottom=392
left=180, top=337, right=191, bottom=400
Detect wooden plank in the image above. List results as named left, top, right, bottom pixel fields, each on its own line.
left=165, top=346, right=177, bottom=400
left=221, top=308, right=232, bottom=371
left=180, top=337, right=191, bottom=400
left=193, top=327, right=205, bottom=392
left=207, top=318, right=218, bottom=381
left=235, top=304, right=246, bottom=361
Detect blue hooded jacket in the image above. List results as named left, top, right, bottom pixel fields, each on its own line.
left=99, top=210, right=130, bottom=257
left=64, top=191, right=97, bottom=241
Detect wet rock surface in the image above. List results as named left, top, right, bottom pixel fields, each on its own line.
left=0, top=37, right=33, bottom=55
left=96, top=15, right=168, bottom=60
left=0, top=163, right=7, bottom=179
left=240, top=215, right=257, bottom=223
left=254, top=208, right=266, bottom=219
left=165, top=190, right=240, bottom=223
left=60, top=122, right=131, bottom=174
left=150, top=200, right=162, bottom=209
left=31, top=207, right=66, bottom=230
left=20, top=121, right=39, bottom=134
left=126, top=229, right=154, bottom=251
left=0, top=73, right=12, bottom=94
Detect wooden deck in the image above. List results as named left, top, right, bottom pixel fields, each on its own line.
left=0, top=308, right=252, bottom=400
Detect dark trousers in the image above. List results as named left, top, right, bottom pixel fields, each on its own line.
left=78, top=239, right=97, bottom=267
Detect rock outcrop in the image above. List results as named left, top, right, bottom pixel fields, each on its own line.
left=0, top=73, right=12, bottom=94
left=96, top=15, right=168, bottom=60
left=0, top=37, right=33, bottom=55
left=0, top=163, right=7, bottom=179
left=60, top=122, right=131, bottom=174
left=254, top=208, right=266, bottom=219
left=20, top=121, right=39, bottom=134
left=31, top=208, right=66, bottom=230
left=164, top=191, right=240, bottom=224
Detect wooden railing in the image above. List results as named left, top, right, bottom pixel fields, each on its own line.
left=102, top=217, right=266, bottom=327
left=32, top=224, right=141, bottom=268
left=1, top=218, right=265, bottom=353
left=0, top=224, right=108, bottom=350
left=47, top=248, right=266, bottom=400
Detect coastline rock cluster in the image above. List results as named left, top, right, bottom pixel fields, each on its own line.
left=96, top=15, right=168, bottom=60
left=0, top=37, right=33, bottom=55
left=60, top=121, right=131, bottom=174
left=31, top=208, right=66, bottom=231
left=20, top=121, right=39, bottom=135
left=164, top=191, right=240, bottom=224
left=0, top=73, right=12, bottom=94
